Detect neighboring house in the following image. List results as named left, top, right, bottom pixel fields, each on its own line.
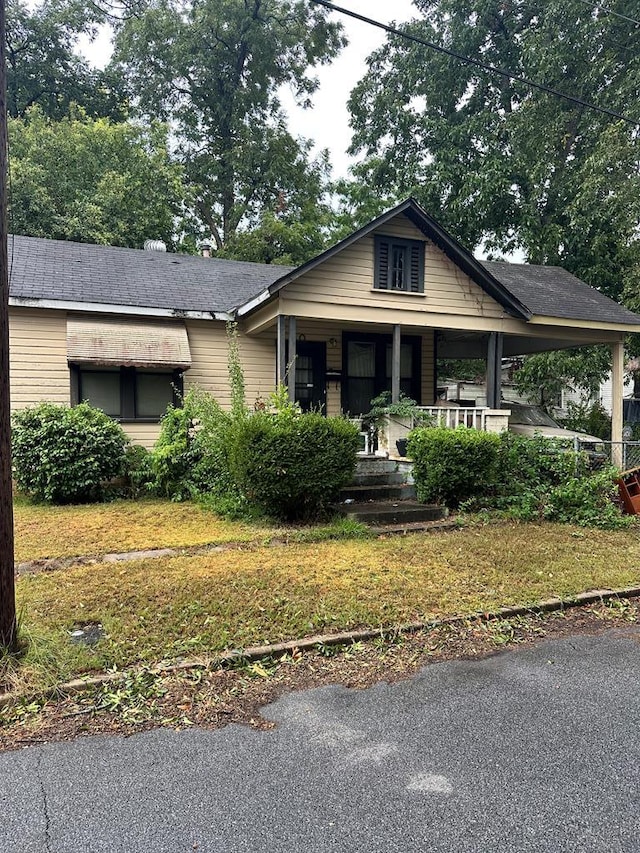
left=8, top=198, right=640, bottom=447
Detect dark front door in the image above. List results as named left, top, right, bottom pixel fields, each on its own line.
left=294, top=341, right=326, bottom=413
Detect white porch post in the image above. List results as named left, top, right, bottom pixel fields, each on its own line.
left=276, top=315, right=287, bottom=388
left=486, top=332, right=503, bottom=409
left=392, top=324, right=401, bottom=404
left=287, top=316, right=297, bottom=403
left=611, top=339, right=624, bottom=467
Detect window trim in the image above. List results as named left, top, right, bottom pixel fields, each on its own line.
left=374, top=234, right=425, bottom=293
left=70, top=365, right=183, bottom=422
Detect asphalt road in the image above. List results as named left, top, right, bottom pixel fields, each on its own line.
left=2, top=628, right=640, bottom=852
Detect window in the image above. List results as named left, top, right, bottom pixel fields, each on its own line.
left=374, top=235, right=425, bottom=293
left=71, top=366, right=182, bottom=421
left=342, top=333, right=422, bottom=415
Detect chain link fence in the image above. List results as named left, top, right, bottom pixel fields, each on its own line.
left=575, top=439, right=640, bottom=471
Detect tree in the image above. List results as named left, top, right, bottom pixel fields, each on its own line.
left=8, top=107, right=189, bottom=248
left=512, top=347, right=612, bottom=411
left=111, top=0, right=345, bottom=251
left=345, top=0, right=640, bottom=299
left=6, top=0, right=127, bottom=121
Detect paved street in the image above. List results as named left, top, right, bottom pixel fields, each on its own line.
left=2, top=628, right=640, bottom=852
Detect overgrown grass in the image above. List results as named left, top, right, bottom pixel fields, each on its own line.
left=13, top=497, right=284, bottom=563
left=7, top=521, right=640, bottom=696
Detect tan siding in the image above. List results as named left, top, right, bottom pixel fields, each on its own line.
left=185, top=320, right=275, bottom=409
left=281, top=212, right=506, bottom=323
left=122, top=422, right=161, bottom=449
left=9, top=308, right=70, bottom=410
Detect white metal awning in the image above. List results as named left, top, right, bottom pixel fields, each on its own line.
left=67, top=317, right=192, bottom=368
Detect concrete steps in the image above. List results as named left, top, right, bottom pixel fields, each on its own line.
left=340, top=501, right=446, bottom=526
left=336, top=456, right=447, bottom=527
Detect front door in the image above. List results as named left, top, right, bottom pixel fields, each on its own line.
left=294, top=341, right=326, bottom=413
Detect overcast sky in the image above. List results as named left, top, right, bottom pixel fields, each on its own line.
left=79, top=0, right=418, bottom=180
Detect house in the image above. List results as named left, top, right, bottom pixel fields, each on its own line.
left=8, top=198, right=640, bottom=451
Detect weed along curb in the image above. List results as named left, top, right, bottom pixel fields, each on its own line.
left=3, top=585, right=640, bottom=710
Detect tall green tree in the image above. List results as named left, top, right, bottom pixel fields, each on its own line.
left=8, top=107, right=188, bottom=248
left=111, top=0, right=345, bottom=253
left=346, top=0, right=640, bottom=300
left=6, top=0, right=127, bottom=121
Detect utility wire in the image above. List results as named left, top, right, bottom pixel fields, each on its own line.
left=309, top=0, right=639, bottom=127
left=574, top=0, right=640, bottom=28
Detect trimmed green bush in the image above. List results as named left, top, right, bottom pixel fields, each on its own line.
left=229, top=411, right=359, bottom=521
left=407, top=426, right=501, bottom=507
left=12, top=402, right=129, bottom=503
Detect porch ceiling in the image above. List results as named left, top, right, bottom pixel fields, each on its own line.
left=437, top=328, right=624, bottom=358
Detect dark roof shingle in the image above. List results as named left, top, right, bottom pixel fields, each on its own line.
left=481, top=260, right=640, bottom=326
left=8, top=235, right=292, bottom=314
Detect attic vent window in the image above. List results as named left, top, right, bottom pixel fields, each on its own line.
left=374, top=235, right=424, bottom=293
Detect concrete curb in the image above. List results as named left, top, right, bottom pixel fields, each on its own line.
left=2, top=584, right=640, bottom=709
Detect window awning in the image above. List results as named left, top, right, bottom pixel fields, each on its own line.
left=67, top=318, right=192, bottom=369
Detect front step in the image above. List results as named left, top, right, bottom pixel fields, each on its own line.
left=339, top=483, right=417, bottom=502
left=339, top=501, right=447, bottom=526
left=351, top=471, right=406, bottom=486
left=354, top=456, right=399, bottom=476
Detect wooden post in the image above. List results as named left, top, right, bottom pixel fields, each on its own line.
left=0, top=0, right=16, bottom=651
left=391, top=324, right=401, bottom=404
left=611, top=339, right=624, bottom=468
left=276, top=315, right=287, bottom=389
left=486, top=332, right=503, bottom=409
left=287, top=316, right=296, bottom=403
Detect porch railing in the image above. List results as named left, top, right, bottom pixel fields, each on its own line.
left=414, top=406, right=511, bottom=434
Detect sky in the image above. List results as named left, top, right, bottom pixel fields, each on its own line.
left=78, top=0, right=419, bottom=180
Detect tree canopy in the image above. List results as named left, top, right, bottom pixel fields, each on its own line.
left=6, top=0, right=127, bottom=121
left=112, top=0, right=345, bottom=255
left=8, top=108, right=187, bottom=249
left=346, top=0, right=640, bottom=300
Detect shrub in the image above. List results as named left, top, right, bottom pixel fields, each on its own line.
left=123, top=444, right=156, bottom=499
left=12, top=402, right=129, bottom=503
left=545, top=467, right=631, bottom=530
left=229, top=410, right=359, bottom=521
left=406, top=426, right=501, bottom=507
left=558, top=400, right=611, bottom=441
left=152, top=387, right=242, bottom=504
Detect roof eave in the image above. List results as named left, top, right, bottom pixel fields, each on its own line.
left=9, top=296, right=232, bottom=322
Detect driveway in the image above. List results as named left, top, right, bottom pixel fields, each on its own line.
left=2, top=628, right=640, bottom=852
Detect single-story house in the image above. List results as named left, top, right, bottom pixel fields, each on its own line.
left=8, top=198, right=640, bottom=450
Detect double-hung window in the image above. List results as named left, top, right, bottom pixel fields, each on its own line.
left=374, top=235, right=425, bottom=293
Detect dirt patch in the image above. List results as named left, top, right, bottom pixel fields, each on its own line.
left=2, top=599, right=637, bottom=753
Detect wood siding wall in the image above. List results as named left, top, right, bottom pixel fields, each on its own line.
left=282, top=214, right=506, bottom=323
left=9, top=308, right=70, bottom=409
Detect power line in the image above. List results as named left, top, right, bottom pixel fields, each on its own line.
left=574, top=0, right=640, bottom=28
left=308, top=0, right=639, bottom=127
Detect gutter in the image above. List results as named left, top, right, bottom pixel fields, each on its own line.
left=9, top=297, right=232, bottom=322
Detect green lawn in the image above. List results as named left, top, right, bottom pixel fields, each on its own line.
left=7, top=517, right=640, bottom=697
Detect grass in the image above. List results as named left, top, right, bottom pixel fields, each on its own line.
left=7, top=519, right=640, bottom=696
left=13, top=497, right=287, bottom=563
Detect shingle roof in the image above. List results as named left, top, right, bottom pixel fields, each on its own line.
left=481, top=260, right=640, bottom=326
left=8, top=235, right=293, bottom=314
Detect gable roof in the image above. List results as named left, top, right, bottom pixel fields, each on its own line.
left=237, top=198, right=532, bottom=320
left=8, top=234, right=292, bottom=318
left=481, top=260, right=640, bottom=326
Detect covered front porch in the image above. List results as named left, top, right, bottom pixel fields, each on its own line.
left=249, top=312, right=626, bottom=452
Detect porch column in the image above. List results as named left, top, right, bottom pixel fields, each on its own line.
left=391, top=324, right=401, bottom=404
left=287, top=316, right=297, bottom=402
left=611, top=339, right=624, bottom=467
left=486, top=332, right=503, bottom=409
left=276, top=315, right=287, bottom=388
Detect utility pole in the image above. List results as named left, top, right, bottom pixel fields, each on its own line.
left=0, top=0, right=16, bottom=651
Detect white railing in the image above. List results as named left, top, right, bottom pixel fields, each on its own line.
left=414, top=407, right=511, bottom=434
